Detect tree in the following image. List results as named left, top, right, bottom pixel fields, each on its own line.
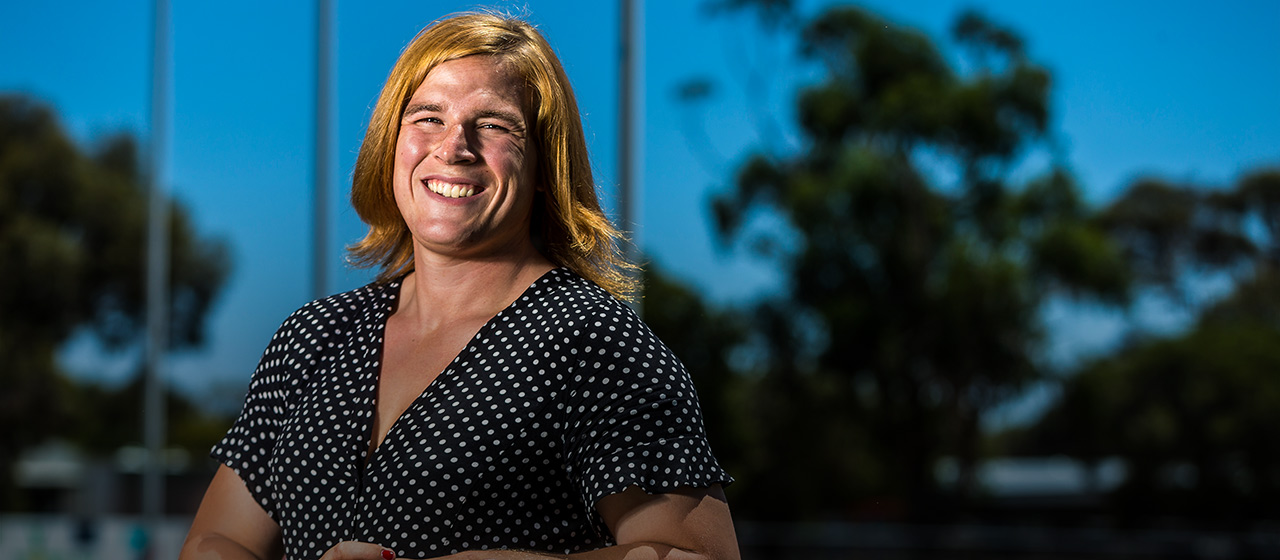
left=63, top=375, right=234, bottom=460
left=1024, top=167, right=1280, bottom=526
left=701, top=6, right=1129, bottom=520
left=0, top=94, right=231, bottom=507
left=1096, top=175, right=1265, bottom=299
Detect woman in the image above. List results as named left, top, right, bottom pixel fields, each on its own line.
left=181, top=11, right=739, bottom=560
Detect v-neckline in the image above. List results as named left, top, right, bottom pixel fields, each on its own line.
left=360, top=267, right=565, bottom=470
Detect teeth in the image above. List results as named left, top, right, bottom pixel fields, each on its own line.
left=426, top=179, right=476, bottom=199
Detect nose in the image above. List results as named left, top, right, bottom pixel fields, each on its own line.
left=434, top=123, right=477, bottom=164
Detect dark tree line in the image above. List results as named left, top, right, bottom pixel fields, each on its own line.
left=0, top=95, right=231, bottom=509
left=696, top=4, right=1126, bottom=521
left=1022, top=170, right=1280, bottom=527
left=653, top=1, right=1280, bottom=528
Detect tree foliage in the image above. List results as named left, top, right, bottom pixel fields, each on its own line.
left=1025, top=168, right=1280, bottom=525
left=704, top=6, right=1128, bottom=520
left=681, top=1, right=1280, bottom=527
left=0, top=94, right=231, bottom=506
left=1097, top=175, right=1267, bottom=293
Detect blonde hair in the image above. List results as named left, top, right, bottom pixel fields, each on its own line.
left=348, top=12, right=638, bottom=300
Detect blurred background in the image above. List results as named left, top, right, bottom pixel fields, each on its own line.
left=2, top=0, right=1279, bottom=558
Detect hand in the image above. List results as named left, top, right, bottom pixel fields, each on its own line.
left=320, top=541, right=396, bottom=560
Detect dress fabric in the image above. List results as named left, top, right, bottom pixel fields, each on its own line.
left=211, top=268, right=732, bottom=560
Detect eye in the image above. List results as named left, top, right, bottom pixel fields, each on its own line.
left=478, top=122, right=510, bottom=132
left=417, top=116, right=444, bottom=125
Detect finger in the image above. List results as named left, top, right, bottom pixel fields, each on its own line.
left=320, top=540, right=395, bottom=560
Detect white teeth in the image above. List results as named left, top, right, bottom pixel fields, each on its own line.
left=426, top=179, right=476, bottom=198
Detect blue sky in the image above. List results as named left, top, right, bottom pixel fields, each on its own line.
left=2, top=1, right=1278, bottom=413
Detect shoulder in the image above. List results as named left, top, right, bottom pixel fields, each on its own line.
left=512, top=268, right=656, bottom=348
left=524, top=268, right=638, bottom=323
left=497, top=268, right=662, bottom=360
left=525, top=268, right=681, bottom=367
left=295, top=278, right=398, bottom=322
left=265, top=278, right=400, bottom=354
left=287, top=278, right=398, bottom=328
left=247, top=278, right=400, bottom=397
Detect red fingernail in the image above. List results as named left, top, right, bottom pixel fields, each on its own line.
left=382, top=550, right=394, bottom=560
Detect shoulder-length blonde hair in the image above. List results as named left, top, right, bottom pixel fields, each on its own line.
left=348, top=11, right=637, bottom=300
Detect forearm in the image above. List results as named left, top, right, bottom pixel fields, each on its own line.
left=180, top=533, right=273, bottom=560
left=477, top=485, right=741, bottom=560
left=182, top=466, right=284, bottom=560
left=449, top=542, right=714, bottom=560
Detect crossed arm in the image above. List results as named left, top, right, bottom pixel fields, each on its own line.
left=180, top=465, right=741, bottom=560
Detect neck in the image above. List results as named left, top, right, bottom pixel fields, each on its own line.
left=396, top=245, right=555, bottom=330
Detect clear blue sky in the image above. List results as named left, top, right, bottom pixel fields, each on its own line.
left=2, top=1, right=1278, bottom=412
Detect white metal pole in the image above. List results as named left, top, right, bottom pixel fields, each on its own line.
left=313, top=0, right=333, bottom=300
left=143, top=0, right=171, bottom=529
left=620, top=0, right=645, bottom=311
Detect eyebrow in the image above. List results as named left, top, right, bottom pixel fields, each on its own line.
left=477, top=109, right=526, bottom=128
left=401, top=104, right=525, bottom=128
left=402, top=102, right=442, bottom=118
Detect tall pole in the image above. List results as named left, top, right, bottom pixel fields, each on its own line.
left=313, top=0, right=333, bottom=300
left=143, top=0, right=172, bottom=527
left=618, top=0, right=633, bottom=234
left=619, top=0, right=644, bottom=310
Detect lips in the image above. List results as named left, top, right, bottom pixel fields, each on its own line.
left=425, top=178, right=481, bottom=199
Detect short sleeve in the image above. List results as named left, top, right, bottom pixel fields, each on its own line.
left=560, top=303, right=733, bottom=517
left=209, top=309, right=316, bottom=518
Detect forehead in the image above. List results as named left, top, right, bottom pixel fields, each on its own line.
left=410, top=56, right=527, bottom=107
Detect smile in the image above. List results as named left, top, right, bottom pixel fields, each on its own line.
left=426, top=178, right=480, bottom=199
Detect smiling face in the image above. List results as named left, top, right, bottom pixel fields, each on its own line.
left=392, top=55, right=539, bottom=262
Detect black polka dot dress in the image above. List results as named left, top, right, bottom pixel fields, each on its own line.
left=212, top=268, right=732, bottom=559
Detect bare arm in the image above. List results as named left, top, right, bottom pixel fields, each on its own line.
left=446, top=484, right=740, bottom=560
left=183, top=469, right=738, bottom=560
left=180, top=465, right=285, bottom=560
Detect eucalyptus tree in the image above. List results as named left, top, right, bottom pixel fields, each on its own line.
left=705, top=6, right=1128, bottom=518
left=0, top=95, right=230, bottom=507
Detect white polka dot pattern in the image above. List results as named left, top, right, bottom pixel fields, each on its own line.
left=212, top=268, right=731, bottom=559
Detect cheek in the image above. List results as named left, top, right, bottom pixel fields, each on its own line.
left=494, top=139, right=534, bottom=184
left=395, top=129, right=433, bottom=167
left=393, top=134, right=426, bottom=189
left=392, top=139, right=417, bottom=205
